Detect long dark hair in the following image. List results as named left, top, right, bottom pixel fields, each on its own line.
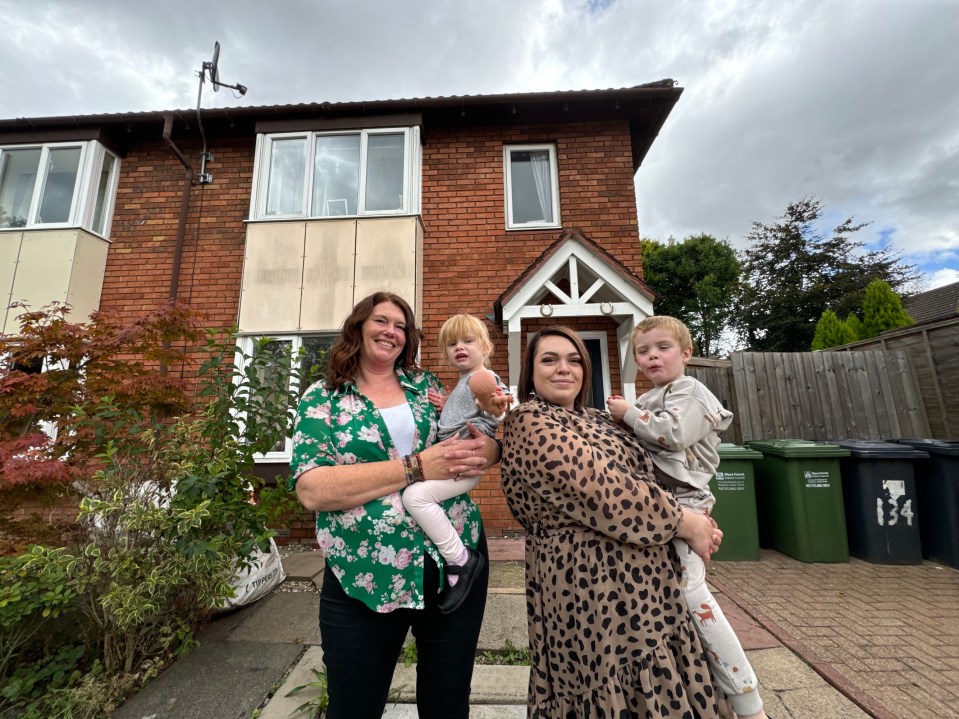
left=517, top=326, right=592, bottom=410
left=325, top=292, right=421, bottom=390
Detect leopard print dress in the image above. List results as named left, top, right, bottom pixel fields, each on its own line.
left=501, top=398, right=731, bottom=719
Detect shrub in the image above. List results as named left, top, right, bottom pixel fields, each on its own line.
left=0, top=307, right=305, bottom=716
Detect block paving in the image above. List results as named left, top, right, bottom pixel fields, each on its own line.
left=707, top=549, right=959, bottom=719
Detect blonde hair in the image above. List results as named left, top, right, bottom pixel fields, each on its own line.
left=631, top=315, right=693, bottom=353
left=437, top=314, right=494, bottom=367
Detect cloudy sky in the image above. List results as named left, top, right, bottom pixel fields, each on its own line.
left=4, top=0, right=958, bottom=289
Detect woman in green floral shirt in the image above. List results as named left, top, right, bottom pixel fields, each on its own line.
left=290, top=291, right=499, bottom=719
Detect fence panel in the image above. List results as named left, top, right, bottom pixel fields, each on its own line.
left=830, top=317, right=958, bottom=438
left=693, top=351, right=929, bottom=442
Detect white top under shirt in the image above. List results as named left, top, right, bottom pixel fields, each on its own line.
left=379, top=403, right=416, bottom=456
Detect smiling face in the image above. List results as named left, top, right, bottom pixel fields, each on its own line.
left=633, top=327, right=691, bottom=386
left=445, top=334, right=490, bottom=374
left=360, top=301, right=408, bottom=369
left=532, top=334, right=584, bottom=411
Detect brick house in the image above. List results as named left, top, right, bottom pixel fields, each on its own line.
left=0, top=80, right=681, bottom=540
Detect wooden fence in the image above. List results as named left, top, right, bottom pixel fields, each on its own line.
left=828, top=317, right=959, bottom=439
left=686, top=351, right=930, bottom=442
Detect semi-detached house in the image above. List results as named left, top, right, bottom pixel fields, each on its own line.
left=0, top=80, right=681, bottom=539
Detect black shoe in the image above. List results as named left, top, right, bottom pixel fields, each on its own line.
left=437, top=548, right=486, bottom=614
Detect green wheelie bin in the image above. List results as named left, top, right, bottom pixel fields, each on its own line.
left=747, top=439, right=850, bottom=562
left=708, top=444, right=763, bottom=561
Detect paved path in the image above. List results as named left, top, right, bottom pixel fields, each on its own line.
left=708, top=549, right=959, bottom=719
left=115, top=540, right=957, bottom=718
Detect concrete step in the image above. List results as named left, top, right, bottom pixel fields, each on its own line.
left=259, top=647, right=529, bottom=719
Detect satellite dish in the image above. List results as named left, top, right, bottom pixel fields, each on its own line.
left=210, top=41, right=220, bottom=92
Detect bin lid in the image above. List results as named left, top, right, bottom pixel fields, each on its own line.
left=833, top=439, right=929, bottom=459
left=894, top=438, right=959, bottom=456
left=717, top=443, right=764, bottom=460
left=746, top=439, right=850, bottom=458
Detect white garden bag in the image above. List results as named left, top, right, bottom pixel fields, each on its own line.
left=219, top=537, right=286, bottom=610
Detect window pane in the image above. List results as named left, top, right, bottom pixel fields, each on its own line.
left=312, top=135, right=359, bottom=217
left=509, top=149, right=553, bottom=224
left=265, top=138, right=306, bottom=216
left=37, top=147, right=81, bottom=224
left=253, top=339, right=294, bottom=452
left=364, top=133, right=404, bottom=212
left=91, top=153, right=117, bottom=235
left=0, top=148, right=40, bottom=228
left=299, top=336, right=334, bottom=395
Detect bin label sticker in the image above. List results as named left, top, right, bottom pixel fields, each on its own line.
left=803, top=470, right=832, bottom=488
left=877, top=480, right=913, bottom=526
left=715, top=471, right=745, bottom=491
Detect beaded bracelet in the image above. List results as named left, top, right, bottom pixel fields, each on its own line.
left=411, top=452, right=425, bottom=483
left=402, top=455, right=416, bottom=486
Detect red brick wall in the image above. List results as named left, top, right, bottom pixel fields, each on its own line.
left=419, top=119, right=644, bottom=535
left=99, top=136, right=252, bottom=330
left=91, top=119, right=646, bottom=542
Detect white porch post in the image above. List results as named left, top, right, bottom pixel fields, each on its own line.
left=507, top=316, right=523, bottom=400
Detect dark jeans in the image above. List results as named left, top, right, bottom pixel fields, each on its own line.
left=319, top=532, right=489, bottom=719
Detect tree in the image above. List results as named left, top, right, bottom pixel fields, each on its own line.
left=736, top=197, right=918, bottom=351
left=844, top=314, right=866, bottom=342
left=642, top=234, right=741, bottom=357
left=862, top=279, right=913, bottom=337
left=811, top=309, right=856, bottom=350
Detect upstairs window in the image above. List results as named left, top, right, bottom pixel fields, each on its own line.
left=505, top=144, right=560, bottom=230
left=253, top=127, right=419, bottom=220
left=0, top=141, right=119, bottom=236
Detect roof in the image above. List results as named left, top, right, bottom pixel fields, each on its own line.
left=904, top=281, right=959, bottom=324
left=0, top=82, right=683, bottom=172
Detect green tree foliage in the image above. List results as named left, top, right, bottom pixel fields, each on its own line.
left=811, top=309, right=856, bottom=350
left=863, top=279, right=913, bottom=337
left=641, top=234, right=741, bottom=357
left=736, top=197, right=918, bottom=351
left=844, top=314, right=866, bottom=342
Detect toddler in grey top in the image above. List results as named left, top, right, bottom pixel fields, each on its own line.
left=404, top=314, right=510, bottom=614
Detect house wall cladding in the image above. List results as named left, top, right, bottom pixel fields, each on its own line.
left=93, top=118, right=646, bottom=540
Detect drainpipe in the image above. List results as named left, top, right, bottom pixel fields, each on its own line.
left=160, top=114, right=195, bottom=376
left=162, top=113, right=195, bottom=305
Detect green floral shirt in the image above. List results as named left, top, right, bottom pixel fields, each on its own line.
left=290, top=368, right=482, bottom=613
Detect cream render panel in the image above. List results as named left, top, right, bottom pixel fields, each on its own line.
left=239, top=223, right=306, bottom=333
left=354, top=217, right=417, bottom=311
left=301, top=220, right=358, bottom=330
left=239, top=217, right=422, bottom=334
left=67, top=231, right=109, bottom=324
left=2, top=229, right=109, bottom=333
left=0, top=234, right=20, bottom=333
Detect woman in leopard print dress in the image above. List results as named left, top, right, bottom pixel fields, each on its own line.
left=501, top=326, right=731, bottom=718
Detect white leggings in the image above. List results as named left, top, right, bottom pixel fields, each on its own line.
left=402, top=476, right=481, bottom=564
left=675, top=537, right=764, bottom=716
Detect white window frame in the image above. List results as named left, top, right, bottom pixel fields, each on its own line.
left=0, top=140, right=120, bottom=237
left=235, top=333, right=336, bottom=462
left=504, top=143, right=560, bottom=231
left=250, top=126, right=420, bottom=221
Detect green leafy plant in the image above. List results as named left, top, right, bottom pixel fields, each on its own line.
left=479, top=638, right=530, bottom=666
left=286, top=667, right=330, bottom=718
left=401, top=638, right=417, bottom=668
